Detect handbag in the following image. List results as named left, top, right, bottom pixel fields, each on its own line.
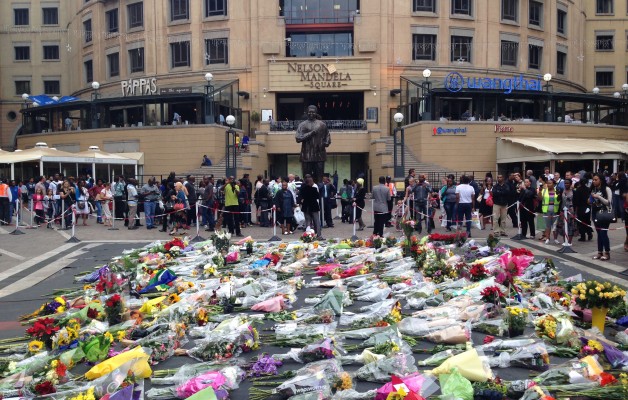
left=485, top=194, right=494, bottom=207
left=173, top=202, right=184, bottom=211
left=77, top=201, right=86, bottom=209
left=594, top=208, right=617, bottom=225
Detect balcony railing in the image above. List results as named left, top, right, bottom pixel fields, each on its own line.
left=270, top=119, right=367, bottom=131
left=282, top=10, right=358, bottom=24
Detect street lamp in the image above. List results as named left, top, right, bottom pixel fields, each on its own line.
left=204, top=72, right=214, bottom=124
left=225, top=114, right=237, bottom=178
left=421, top=69, right=432, bottom=120
left=592, top=87, right=600, bottom=124
left=543, top=73, right=552, bottom=91
left=91, top=81, right=100, bottom=129
left=543, top=74, right=553, bottom=121
left=392, top=112, right=405, bottom=178
left=622, top=83, right=628, bottom=98
left=21, top=93, right=29, bottom=132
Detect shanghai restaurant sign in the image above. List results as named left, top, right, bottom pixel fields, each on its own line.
left=269, top=59, right=371, bottom=91
left=444, top=72, right=542, bottom=94
left=121, top=78, right=158, bottom=97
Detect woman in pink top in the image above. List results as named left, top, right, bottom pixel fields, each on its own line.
left=33, top=187, right=45, bottom=225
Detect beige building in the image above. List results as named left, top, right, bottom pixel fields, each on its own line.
left=1, top=0, right=627, bottom=183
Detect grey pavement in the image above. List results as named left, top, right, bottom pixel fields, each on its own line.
left=0, top=206, right=627, bottom=298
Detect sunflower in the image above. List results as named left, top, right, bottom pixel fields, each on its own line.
left=168, top=293, right=181, bottom=304
left=104, top=332, right=114, bottom=343
left=28, top=340, right=44, bottom=353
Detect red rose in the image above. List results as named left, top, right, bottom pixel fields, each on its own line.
left=55, top=361, right=67, bottom=377
left=105, top=294, right=121, bottom=308
left=35, top=381, right=56, bottom=395
left=510, top=248, right=533, bottom=257
left=86, top=307, right=99, bottom=319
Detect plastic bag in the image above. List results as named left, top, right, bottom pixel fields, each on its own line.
left=472, top=211, right=481, bottom=230
left=439, top=368, right=473, bottom=400
left=294, top=207, right=305, bottom=225
left=354, top=353, right=418, bottom=382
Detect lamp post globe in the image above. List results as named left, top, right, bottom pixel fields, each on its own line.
left=622, top=83, right=628, bottom=92
left=21, top=93, right=29, bottom=101
left=205, top=72, right=213, bottom=83
left=613, top=92, right=621, bottom=98
left=543, top=73, right=552, bottom=82
left=422, top=69, right=431, bottom=79
left=592, top=87, right=600, bottom=95
left=393, top=112, right=404, bottom=124
left=52, top=96, right=59, bottom=102
left=226, top=115, right=236, bottom=126
left=91, top=81, right=100, bottom=90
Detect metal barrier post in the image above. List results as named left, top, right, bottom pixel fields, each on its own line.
left=558, top=207, right=576, bottom=254
left=108, top=199, right=118, bottom=230
left=351, top=202, right=358, bottom=241
left=61, top=199, right=66, bottom=230
left=66, top=205, right=80, bottom=243
left=334, top=197, right=340, bottom=220
left=10, top=199, right=24, bottom=235
left=268, top=206, right=281, bottom=242
left=367, top=198, right=375, bottom=228
left=510, top=201, right=523, bottom=240
left=190, top=202, right=205, bottom=243
left=26, top=198, right=37, bottom=229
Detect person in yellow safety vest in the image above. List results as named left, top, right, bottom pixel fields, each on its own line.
left=538, top=179, right=562, bottom=245
left=0, top=179, right=12, bottom=225
left=385, top=176, right=397, bottom=227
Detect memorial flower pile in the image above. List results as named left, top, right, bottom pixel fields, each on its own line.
left=1, top=231, right=627, bottom=400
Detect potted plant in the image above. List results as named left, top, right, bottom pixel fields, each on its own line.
left=250, top=110, right=261, bottom=124
left=571, top=281, right=627, bottom=333
left=245, top=239, right=254, bottom=255
left=505, top=306, right=528, bottom=337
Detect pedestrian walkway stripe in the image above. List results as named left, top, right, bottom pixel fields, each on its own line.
left=0, top=249, right=26, bottom=260
left=0, top=243, right=77, bottom=283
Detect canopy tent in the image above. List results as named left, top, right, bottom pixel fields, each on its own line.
left=0, top=143, right=141, bottom=181
left=497, top=137, right=628, bottom=163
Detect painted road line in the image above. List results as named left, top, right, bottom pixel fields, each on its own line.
left=54, top=228, right=72, bottom=240
left=0, top=243, right=77, bottom=283
left=0, top=249, right=26, bottom=260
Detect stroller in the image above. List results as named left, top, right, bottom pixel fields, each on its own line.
left=393, top=200, right=406, bottom=231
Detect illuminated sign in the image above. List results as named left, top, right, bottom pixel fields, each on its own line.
left=287, top=63, right=352, bottom=89
left=444, top=72, right=542, bottom=94
left=121, top=78, right=158, bottom=97
left=494, top=125, right=514, bottom=133
left=433, top=126, right=467, bottom=136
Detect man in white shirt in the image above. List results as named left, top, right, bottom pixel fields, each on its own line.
left=126, top=179, right=139, bottom=230
left=455, top=175, right=476, bottom=237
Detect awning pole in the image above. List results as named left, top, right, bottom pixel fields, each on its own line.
left=10, top=163, right=15, bottom=180
left=92, top=162, right=96, bottom=183
left=39, top=160, right=44, bottom=176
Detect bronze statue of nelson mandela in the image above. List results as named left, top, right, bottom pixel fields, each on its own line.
left=295, top=105, right=331, bottom=182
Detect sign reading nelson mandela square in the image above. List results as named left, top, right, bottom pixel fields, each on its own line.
left=444, top=72, right=543, bottom=94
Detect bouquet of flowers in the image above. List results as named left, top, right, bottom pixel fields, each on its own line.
left=273, top=338, right=345, bottom=363
left=26, top=317, right=59, bottom=349
left=480, top=286, right=506, bottom=305
left=422, top=259, right=457, bottom=284
left=105, top=294, right=125, bottom=326
left=570, top=280, right=627, bottom=309
left=534, top=313, right=577, bottom=346
left=369, top=235, right=383, bottom=249
left=301, top=229, right=317, bottom=243
left=486, top=233, right=500, bottom=250
left=494, top=251, right=534, bottom=286
left=505, top=306, right=528, bottom=337
left=469, top=263, right=489, bottom=282
left=245, top=239, right=254, bottom=254
left=212, top=230, right=231, bottom=254
left=385, top=235, right=397, bottom=248
left=355, top=353, right=418, bottom=382
left=402, top=219, right=416, bottom=239
left=428, top=232, right=467, bottom=245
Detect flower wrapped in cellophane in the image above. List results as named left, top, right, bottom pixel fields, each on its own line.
left=354, top=353, right=418, bottom=382
left=272, top=337, right=346, bottom=363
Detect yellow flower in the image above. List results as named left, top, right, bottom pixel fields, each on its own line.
left=589, top=289, right=595, bottom=295
left=579, top=294, right=586, bottom=300
left=168, top=293, right=181, bottom=304
left=571, top=289, right=578, bottom=295
left=104, top=331, right=114, bottom=343
left=28, top=340, right=44, bottom=354
left=599, top=292, right=604, bottom=298
left=117, top=331, right=126, bottom=341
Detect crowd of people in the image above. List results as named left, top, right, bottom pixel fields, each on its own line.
left=0, top=167, right=626, bottom=260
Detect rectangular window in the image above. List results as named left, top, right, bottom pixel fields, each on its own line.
left=529, top=1, right=542, bottom=27
left=528, top=44, right=542, bottom=69
left=106, top=9, right=119, bottom=33
left=452, top=0, right=472, bottom=16
left=42, top=7, right=58, bottom=25
left=170, top=41, right=191, bottom=68
left=500, top=40, right=518, bottom=66
left=128, top=2, right=144, bottom=29
left=14, top=46, right=30, bottom=61
left=557, top=9, right=566, bottom=35
left=129, top=47, right=145, bottom=73
left=451, top=35, right=472, bottom=63
left=595, top=35, right=614, bottom=50
left=502, top=0, right=518, bottom=21
left=171, top=0, right=189, bottom=20
left=43, top=45, right=59, bottom=60
left=596, top=0, right=613, bottom=14
left=206, top=0, right=227, bottom=17
left=44, top=80, right=60, bottom=95
left=287, top=32, right=353, bottom=57
left=414, top=0, right=436, bottom=12
left=84, top=19, right=92, bottom=43
left=205, top=38, right=229, bottom=64
left=595, top=71, right=613, bottom=86
left=84, top=60, right=93, bottom=83
left=556, top=50, right=566, bottom=75
left=108, top=53, right=120, bottom=77
left=14, top=8, right=29, bottom=25
left=15, top=81, right=31, bottom=95
left=412, top=34, right=437, bottom=61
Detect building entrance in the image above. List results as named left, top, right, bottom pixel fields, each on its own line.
left=276, top=92, right=363, bottom=121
